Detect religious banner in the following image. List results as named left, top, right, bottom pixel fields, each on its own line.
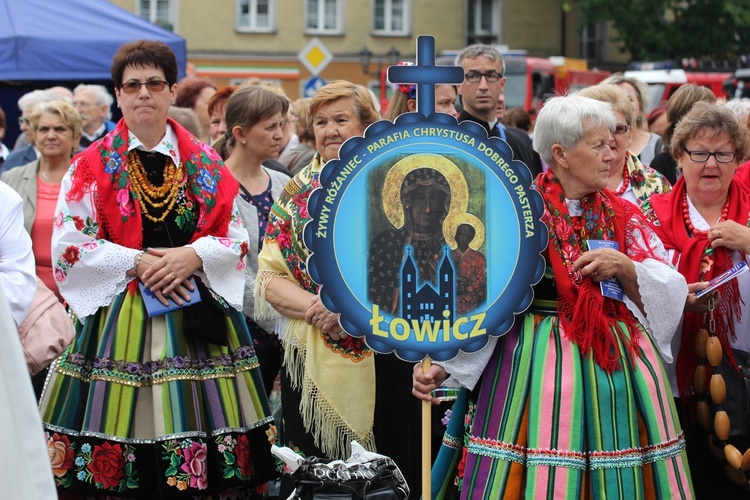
left=305, top=37, right=547, bottom=362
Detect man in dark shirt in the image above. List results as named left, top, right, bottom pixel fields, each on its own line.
left=455, top=44, right=542, bottom=177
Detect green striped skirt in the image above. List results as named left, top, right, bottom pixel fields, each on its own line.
left=437, top=311, right=693, bottom=499
left=39, top=290, right=277, bottom=498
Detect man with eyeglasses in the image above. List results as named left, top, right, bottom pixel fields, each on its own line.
left=455, top=44, right=542, bottom=177
left=2, top=89, right=55, bottom=174
left=73, top=84, right=116, bottom=149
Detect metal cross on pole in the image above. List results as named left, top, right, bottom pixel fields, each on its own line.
left=387, top=36, right=465, bottom=117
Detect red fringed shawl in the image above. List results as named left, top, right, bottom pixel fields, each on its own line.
left=67, top=117, right=238, bottom=251
left=536, top=170, right=663, bottom=373
left=647, top=176, right=747, bottom=394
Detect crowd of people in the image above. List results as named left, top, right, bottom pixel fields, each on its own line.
left=3, top=37, right=750, bottom=499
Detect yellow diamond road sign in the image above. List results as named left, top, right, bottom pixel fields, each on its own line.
left=298, top=38, right=333, bottom=77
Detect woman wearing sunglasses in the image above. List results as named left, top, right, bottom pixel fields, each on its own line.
left=37, top=40, right=277, bottom=497
left=579, top=84, right=672, bottom=207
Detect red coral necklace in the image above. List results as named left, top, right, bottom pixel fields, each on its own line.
left=614, top=161, right=629, bottom=196
left=682, top=191, right=730, bottom=236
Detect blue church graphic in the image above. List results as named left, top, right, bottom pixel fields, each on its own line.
left=400, top=245, right=455, bottom=322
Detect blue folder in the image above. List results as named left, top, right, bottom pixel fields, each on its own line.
left=138, top=276, right=201, bottom=317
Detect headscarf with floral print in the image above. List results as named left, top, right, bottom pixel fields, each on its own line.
left=536, top=170, right=663, bottom=373
left=67, top=117, right=238, bottom=254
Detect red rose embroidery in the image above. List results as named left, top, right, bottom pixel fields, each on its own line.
left=234, top=435, right=253, bottom=478
left=62, top=245, right=81, bottom=266
left=88, top=442, right=125, bottom=489
left=47, top=433, right=75, bottom=478
left=71, top=216, right=85, bottom=231
left=239, top=241, right=249, bottom=259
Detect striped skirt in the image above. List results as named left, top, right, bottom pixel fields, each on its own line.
left=39, top=290, right=277, bottom=498
left=444, top=311, right=693, bottom=499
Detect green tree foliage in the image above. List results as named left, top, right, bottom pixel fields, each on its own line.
left=578, top=0, right=750, bottom=61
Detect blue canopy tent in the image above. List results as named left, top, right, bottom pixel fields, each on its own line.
left=0, top=0, right=187, bottom=81
left=0, top=0, right=186, bottom=145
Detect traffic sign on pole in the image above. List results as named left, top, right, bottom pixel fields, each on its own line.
left=298, top=38, right=333, bottom=76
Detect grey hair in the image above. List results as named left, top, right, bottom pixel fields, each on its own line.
left=17, top=89, right=54, bottom=113
left=722, top=98, right=750, bottom=125
left=74, top=84, right=114, bottom=121
left=454, top=44, right=505, bottom=75
left=532, top=92, right=616, bottom=166
left=600, top=73, right=650, bottom=128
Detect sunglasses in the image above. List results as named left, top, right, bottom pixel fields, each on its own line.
left=612, top=124, right=631, bottom=135
left=120, top=79, right=169, bottom=94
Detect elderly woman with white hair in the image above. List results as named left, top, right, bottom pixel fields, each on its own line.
left=415, top=92, right=694, bottom=498
left=73, top=84, right=115, bottom=148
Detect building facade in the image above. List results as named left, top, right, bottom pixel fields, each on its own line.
left=109, top=0, right=624, bottom=100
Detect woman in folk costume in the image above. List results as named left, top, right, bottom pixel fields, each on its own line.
left=577, top=84, right=671, bottom=206
left=414, top=93, right=694, bottom=498
left=255, top=81, right=380, bottom=462
left=39, top=40, right=276, bottom=498
left=642, top=102, right=750, bottom=498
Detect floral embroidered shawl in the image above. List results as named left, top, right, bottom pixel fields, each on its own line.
left=626, top=151, right=671, bottom=203
left=256, top=154, right=375, bottom=459
left=536, top=170, right=662, bottom=373
left=68, top=117, right=237, bottom=251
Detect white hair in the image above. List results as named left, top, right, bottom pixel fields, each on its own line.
left=74, top=84, right=115, bottom=121
left=532, top=92, right=616, bottom=166
left=17, top=89, right=54, bottom=113
left=722, top=98, right=750, bottom=126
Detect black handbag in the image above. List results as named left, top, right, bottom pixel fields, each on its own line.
left=288, top=456, right=410, bottom=500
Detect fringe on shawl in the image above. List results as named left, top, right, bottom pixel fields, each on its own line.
left=282, top=327, right=376, bottom=460
left=253, top=270, right=287, bottom=321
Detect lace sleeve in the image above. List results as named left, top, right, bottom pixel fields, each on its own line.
left=52, top=166, right=140, bottom=320
left=624, top=218, right=687, bottom=361
left=190, top=202, right=250, bottom=311
left=440, top=336, right=498, bottom=391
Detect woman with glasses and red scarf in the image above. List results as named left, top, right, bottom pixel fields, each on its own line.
left=37, top=40, right=277, bottom=498
left=579, top=84, right=671, bottom=207
left=642, top=101, right=750, bottom=498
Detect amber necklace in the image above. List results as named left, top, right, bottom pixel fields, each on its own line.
left=128, top=150, right=182, bottom=222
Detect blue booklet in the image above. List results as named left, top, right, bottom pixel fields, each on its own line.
left=138, top=276, right=201, bottom=317
left=587, top=240, right=624, bottom=302
left=695, top=261, right=748, bottom=299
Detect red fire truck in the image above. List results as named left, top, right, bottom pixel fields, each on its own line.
left=504, top=56, right=611, bottom=120
left=623, top=69, right=731, bottom=112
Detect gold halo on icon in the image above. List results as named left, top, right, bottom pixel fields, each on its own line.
left=381, top=153, right=483, bottom=249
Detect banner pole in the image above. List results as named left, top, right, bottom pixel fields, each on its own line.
left=422, top=355, right=432, bottom=500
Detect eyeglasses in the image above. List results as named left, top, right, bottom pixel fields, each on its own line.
left=612, top=124, right=631, bottom=135
left=464, top=71, right=502, bottom=83
left=17, top=117, right=29, bottom=126
left=120, top=79, right=169, bottom=94
left=682, top=146, right=737, bottom=163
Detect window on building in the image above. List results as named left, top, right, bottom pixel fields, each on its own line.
left=579, top=21, right=606, bottom=63
left=305, top=0, right=344, bottom=34
left=373, top=0, right=409, bottom=36
left=138, top=0, right=176, bottom=31
left=467, top=0, right=497, bottom=45
left=237, top=0, right=274, bottom=32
